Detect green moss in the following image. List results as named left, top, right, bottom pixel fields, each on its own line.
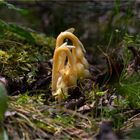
left=0, top=20, right=55, bottom=81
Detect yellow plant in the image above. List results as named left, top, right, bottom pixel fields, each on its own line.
left=52, top=29, right=90, bottom=101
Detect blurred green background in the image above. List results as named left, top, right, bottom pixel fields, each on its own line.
left=0, top=0, right=139, bottom=48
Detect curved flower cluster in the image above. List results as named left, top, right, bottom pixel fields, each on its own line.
left=52, top=28, right=90, bottom=101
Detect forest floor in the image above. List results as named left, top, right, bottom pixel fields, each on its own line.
left=0, top=1, right=140, bottom=139
left=0, top=24, right=140, bottom=140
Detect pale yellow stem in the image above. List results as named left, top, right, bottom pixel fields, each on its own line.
left=56, top=31, right=85, bottom=64
left=52, top=46, right=75, bottom=92
left=56, top=32, right=79, bottom=48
